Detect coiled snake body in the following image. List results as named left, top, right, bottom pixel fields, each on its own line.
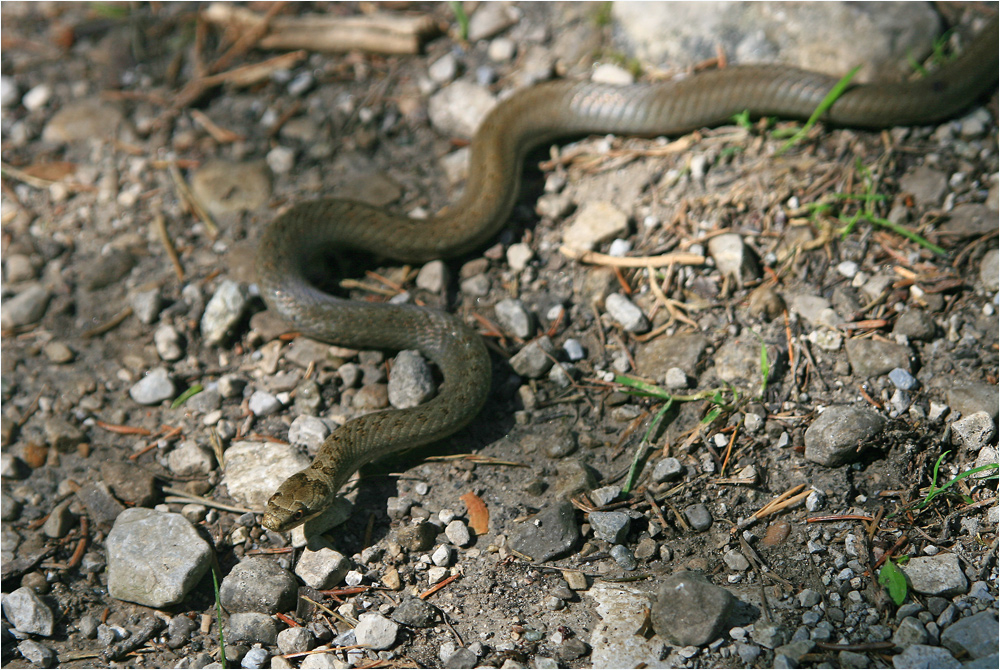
left=258, top=19, right=998, bottom=531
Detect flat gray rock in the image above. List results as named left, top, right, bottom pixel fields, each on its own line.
left=901, top=554, right=968, bottom=597
left=222, top=440, right=310, bottom=509
left=650, top=572, right=737, bottom=646
left=106, top=508, right=213, bottom=608
left=225, top=612, right=278, bottom=645
left=891, top=643, right=959, bottom=669
left=220, top=557, right=298, bottom=614
left=2, top=586, right=55, bottom=636
left=804, top=405, right=886, bottom=467
left=845, top=339, right=912, bottom=378
left=509, top=500, right=580, bottom=562
left=939, top=610, right=998, bottom=660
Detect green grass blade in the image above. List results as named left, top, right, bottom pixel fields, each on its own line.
left=777, top=65, right=861, bottom=155
left=212, top=566, right=227, bottom=668
left=171, top=384, right=203, bottom=409
left=878, top=558, right=908, bottom=605
left=448, top=1, right=469, bottom=40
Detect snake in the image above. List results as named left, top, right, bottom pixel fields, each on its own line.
left=257, top=18, right=998, bottom=532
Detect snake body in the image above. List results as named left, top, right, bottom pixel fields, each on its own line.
left=258, top=19, right=998, bottom=532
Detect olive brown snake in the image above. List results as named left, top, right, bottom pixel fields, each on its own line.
left=258, top=18, right=998, bottom=532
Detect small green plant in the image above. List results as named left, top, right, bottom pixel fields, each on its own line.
left=878, top=556, right=909, bottom=605
left=212, top=567, right=227, bottom=668
left=448, top=1, right=469, bottom=41
left=731, top=110, right=753, bottom=131
left=916, top=450, right=999, bottom=509
left=591, top=2, right=614, bottom=28
left=776, top=65, right=860, bottom=155
left=614, top=375, right=739, bottom=493
left=171, top=384, right=204, bottom=409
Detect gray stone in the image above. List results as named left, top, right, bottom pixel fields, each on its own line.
left=443, top=647, right=478, bottom=669
left=427, top=81, right=495, bottom=139
left=2, top=586, right=55, bottom=636
left=589, top=511, right=631, bottom=544
left=892, top=644, right=959, bottom=669
left=845, top=339, right=911, bottom=377
left=900, top=165, right=949, bottom=207
left=509, top=500, right=580, bottom=562
left=562, top=339, right=585, bottom=363
left=444, top=520, right=471, bottom=546
left=201, top=280, right=249, bottom=345
left=190, top=160, right=271, bottom=215
left=130, top=288, right=163, bottom=324
left=167, top=440, right=215, bottom=477
left=416, top=260, right=449, bottom=293
left=889, top=368, right=919, bottom=391
left=294, top=546, right=350, bottom=589
left=946, top=382, right=999, bottom=421
left=241, top=646, right=270, bottom=668
left=494, top=299, right=534, bottom=339
left=893, top=616, right=929, bottom=648
left=81, top=249, right=135, bottom=289
left=723, top=548, right=750, bottom=572
left=396, top=522, right=437, bottom=552
left=106, top=508, right=213, bottom=607
left=610, top=544, right=637, bottom=570
left=650, top=572, right=737, bottom=646
left=130, top=367, right=176, bottom=405
left=467, top=1, right=518, bottom=41
left=388, top=350, right=436, bottom=409
left=276, top=626, right=315, bottom=655
left=605, top=293, right=649, bottom=333
left=220, top=557, right=298, bottom=614
left=74, top=481, right=126, bottom=525
left=226, top=612, right=278, bottom=645
left=979, top=248, right=999, bottom=292
left=708, top=233, right=760, bottom=283
left=17, top=639, right=58, bottom=667
left=509, top=336, right=557, bottom=378
left=894, top=309, right=937, bottom=341
left=635, top=333, right=708, bottom=382
left=950, top=412, right=995, bottom=451
left=683, top=503, right=713, bottom=531
left=391, top=597, right=438, bottom=628
left=42, top=97, right=124, bottom=143
left=901, top=554, right=968, bottom=597
left=287, top=415, right=330, bottom=451
left=753, top=622, right=791, bottom=649
left=354, top=613, right=398, bottom=651
left=939, top=611, right=997, bottom=660
left=804, top=405, right=886, bottom=467
left=43, top=500, right=76, bottom=538
left=797, top=589, right=822, bottom=608
left=652, top=457, right=684, bottom=482
left=248, top=390, right=282, bottom=417
left=562, top=201, right=629, bottom=251
left=222, top=441, right=310, bottom=509
left=1, top=283, right=51, bottom=328
left=589, top=485, right=621, bottom=507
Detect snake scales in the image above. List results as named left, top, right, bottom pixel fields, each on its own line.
left=257, top=18, right=998, bottom=531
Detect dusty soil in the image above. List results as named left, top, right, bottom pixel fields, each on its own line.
left=1, top=3, right=997, bottom=669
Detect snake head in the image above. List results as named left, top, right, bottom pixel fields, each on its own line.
left=261, top=472, right=328, bottom=532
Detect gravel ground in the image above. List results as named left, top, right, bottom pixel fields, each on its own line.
left=1, top=3, right=998, bottom=669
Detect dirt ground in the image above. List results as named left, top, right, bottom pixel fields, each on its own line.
left=1, top=3, right=997, bottom=669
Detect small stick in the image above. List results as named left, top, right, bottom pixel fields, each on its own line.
left=419, top=572, right=460, bottom=599
left=95, top=420, right=153, bottom=436
left=81, top=307, right=134, bottom=339
left=561, top=245, right=705, bottom=268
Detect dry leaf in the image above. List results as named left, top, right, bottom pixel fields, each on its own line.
left=460, top=491, right=489, bottom=535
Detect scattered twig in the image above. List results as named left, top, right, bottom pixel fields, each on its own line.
left=81, top=307, right=134, bottom=339
left=560, top=245, right=705, bottom=268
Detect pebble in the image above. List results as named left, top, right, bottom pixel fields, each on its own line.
left=444, top=647, right=478, bottom=668
left=893, top=309, right=937, bottom=341
left=845, top=338, right=912, bottom=377
left=129, top=367, right=176, bottom=405
left=396, top=522, right=437, bottom=552
left=604, top=293, right=649, bottom=333
left=589, top=484, right=620, bottom=506
left=946, top=382, right=999, bottom=421
left=3, top=586, right=55, bottom=636
left=391, top=597, right=438, bottom=628
left=248, top=390, right=282, bottom=417
left=0, top=75, right=18, bottom=107
left=651, top=572, right=736, bottom=646
left=460, top=273, right=491, bottom=296
left=17, top=640, right=58, bottom=667
left=467, top=2, right=518, bottom=40
left=388, top=350, right=436, bottom=409
left=563, top=338, right=585, bottom=361
left=153, top=324, right=184, bottom=361
left=241, top=647, right=270, bottom=668
left=950, top=411, right=995, bottom=451
left=445, top=519, right=471, bottom=546
left=893, top=616, right=929, bottom=648
left=428, top=53, right=458, bottom=83
left=723, top=548, right=750, bottom=572
left=43, top=500, right=76, bottom=538
left=889, top=367, right=918, bottom=391
left=431, top=544, right=453, bottom=567
left=892, top=643, right=959, bottom=669
left=901, top=554, right=968, bottom=597
left=42, top=97, right=123, bottom=143
left=979, top=248, right=999, bottom=291
left=508, top=500, right=580, bottom=562
left=509, top=335, right=557, bottom=378
left=416, top=260, right=449, bottom=293
left=488, top=36, right=517, bottom=62
left=294, top=546, right=350, bottom=589
left=287, top=415, right=331, bottom=451
left=41, top=340, right=74, bottom=364
left=427, top=81, right=496, bottom=139
left=506, top=242, right=534, bottom=270
left=562, top=201, right=629, bottom=251
left=708, top=233, right=760, bottom=283
left=276, top=627, right=315, bottom=655
left=589, top=511, right=631, bottom=544
left=939, top=610, right=997, bottom=660
left=803, top=405, right=886, bottom=467
left=0, top=283, right=51, bottom=328
left=354, top=613, right=399, bottom=650
left=201, top=280, right=249, bottom=345
left=899, top=165, right=948, bottom=207
left=683, top=503, right=713, bottom=531
left=591, top=63, right=634, bottom=85
left=494, top=298, right=535, bottom=338
left=226, top=612, right=278, bottom=645
left=219, top=557, right=298, bottom=614
left=652, top=457, right=684, bottom=482
left=106, top=508, right=213, bottom=607
left=222, top=441, right=310, bottom=509
left=610, top=544, right=637, bottom=570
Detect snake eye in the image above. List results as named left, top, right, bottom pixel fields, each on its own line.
left=292, top=509, right=304, bottom=521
